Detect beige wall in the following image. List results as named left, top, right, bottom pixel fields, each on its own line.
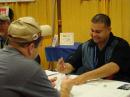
left=0, top=0, right=130, bottom=69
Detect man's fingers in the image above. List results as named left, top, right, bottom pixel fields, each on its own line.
left=58, top=57, right=64, bottom=65
left=56, top=58, right=66, bottom=72
left=50, top=77, right=57, bottom=82
left=49, top=77, right=57, bottom=81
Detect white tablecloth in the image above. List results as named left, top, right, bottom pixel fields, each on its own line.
left=45, top=70, right=130, bottom=97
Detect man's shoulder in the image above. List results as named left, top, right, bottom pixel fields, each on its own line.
left=16, top=57, right=40, bottom=71
left=10, top=58, right=41, bottom=82
left=113, top=36, right=129, bottom=46
left=3, top=51, right=40, bottom=73
left=0, top=52, right=41, bottom=86
left=83, top=39, right=95, bottom=47
left=84, top=39, right=93, bottom=43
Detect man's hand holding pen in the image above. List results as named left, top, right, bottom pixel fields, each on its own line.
left=56, top=57, right=75, bottom=74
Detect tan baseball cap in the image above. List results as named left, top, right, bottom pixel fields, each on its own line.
left=8, top=16, right=52, bottom=42
left=0, top=14, right=10, bottom=21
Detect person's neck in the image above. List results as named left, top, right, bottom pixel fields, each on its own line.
left=98, top=43, right=106, bottom=50
left=8, top=44, right=31, bottom=59
left=97, top=37, right=109, bottom=50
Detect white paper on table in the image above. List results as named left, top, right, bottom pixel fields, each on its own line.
left=55, top=73, right=66, bottom=90
left=45, top=70, right=58, bottom=76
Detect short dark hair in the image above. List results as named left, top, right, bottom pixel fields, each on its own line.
left=91, top=13, right=111, bottom=27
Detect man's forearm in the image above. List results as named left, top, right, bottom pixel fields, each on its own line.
left=72, top=62, right=120, bottom=85
left=60, top=87, right=71, bottom=97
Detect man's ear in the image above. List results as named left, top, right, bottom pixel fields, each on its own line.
left=27, top=43, right=35, bottom=56
left=108, top=27, right=111, bottom=32
left=106, top=27, right=111, bottom=34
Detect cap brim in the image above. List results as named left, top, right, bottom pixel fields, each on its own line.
left=40, top=25, right=52, bottom=36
